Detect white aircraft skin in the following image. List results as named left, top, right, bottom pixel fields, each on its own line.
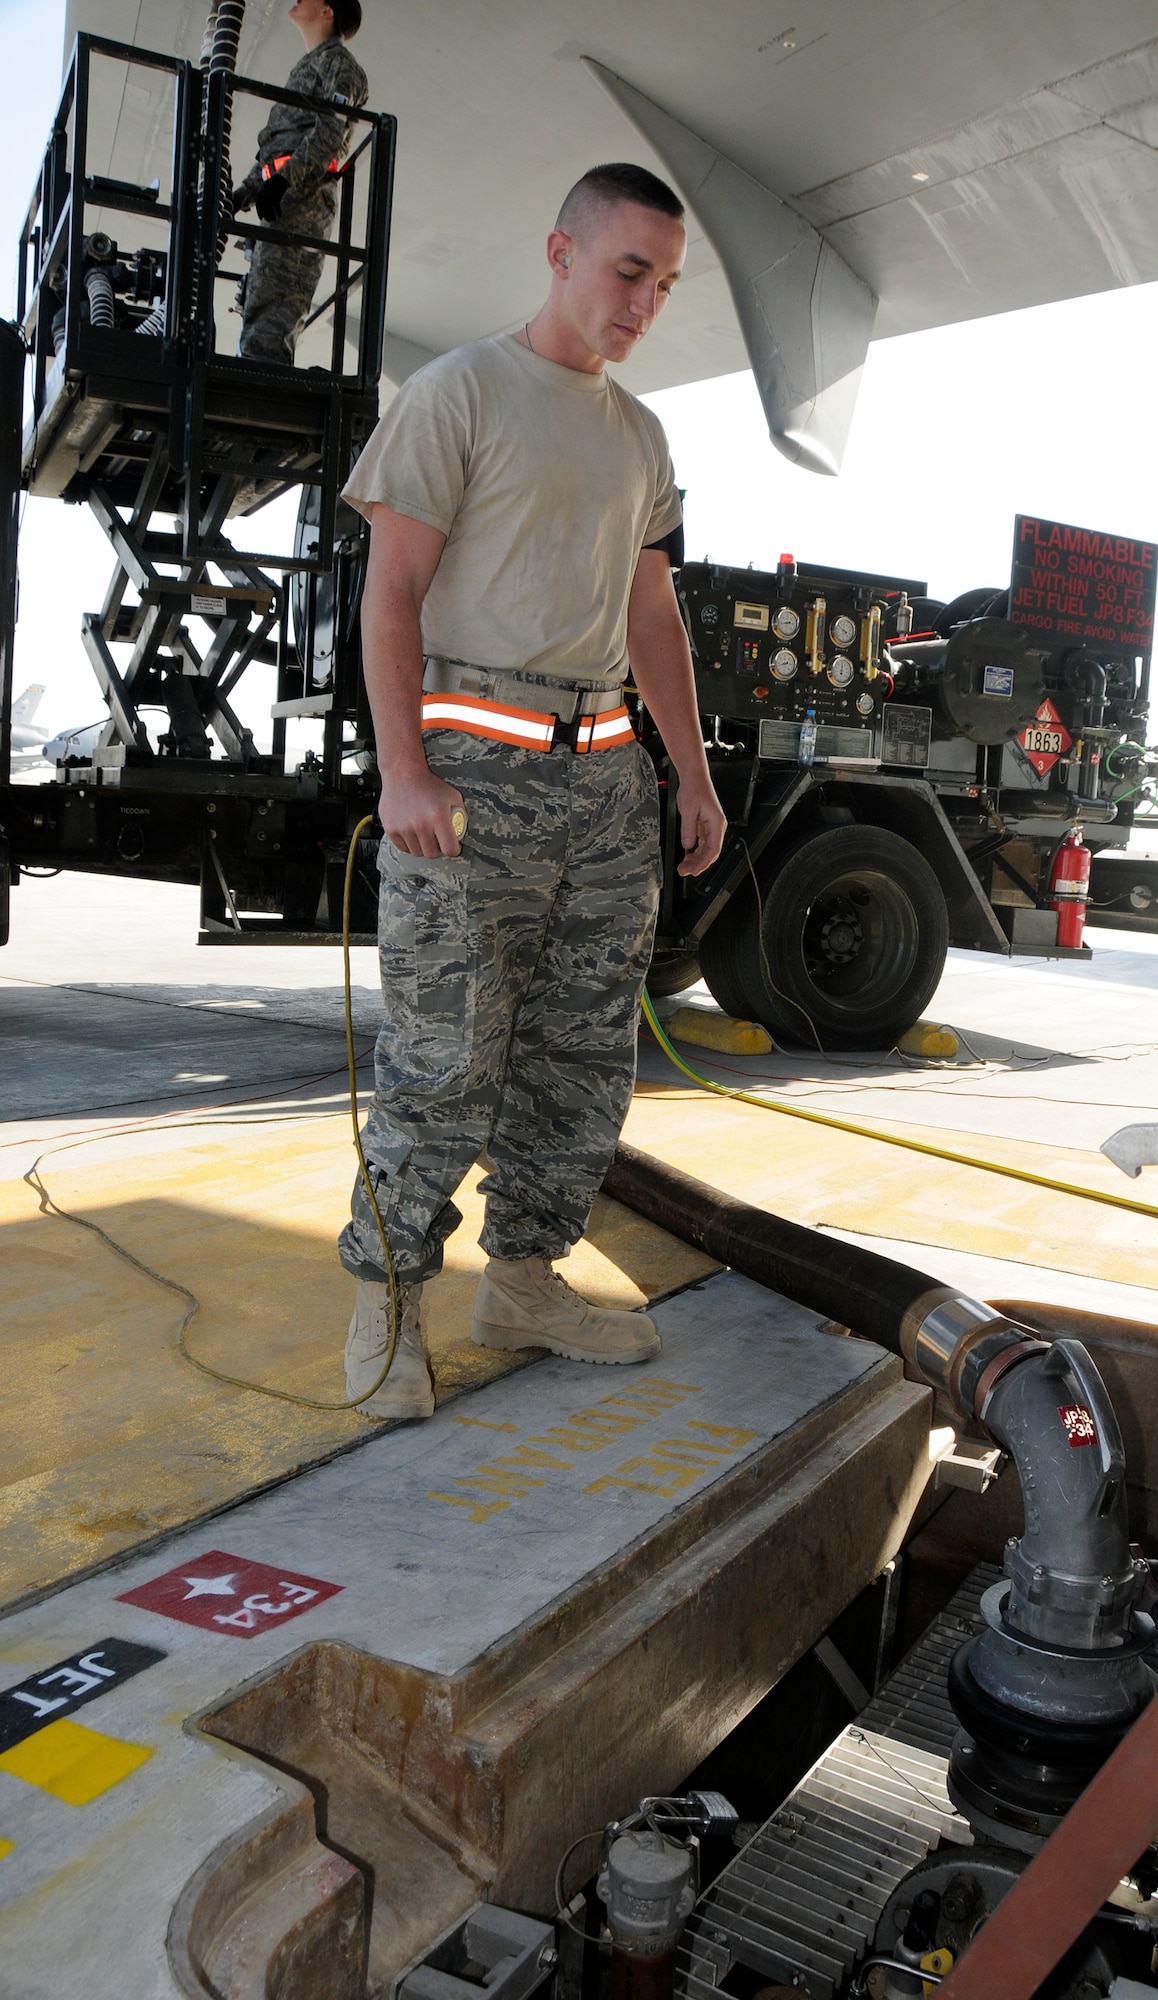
left=40, top=720, right=107, bottom=765
left=9, top=685, right=51, bottom=774
left=9, top=687, right=106, bottom=777
left=61, top=0, right=1158, bottom=470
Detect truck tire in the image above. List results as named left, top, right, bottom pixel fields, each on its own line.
left=735, top=825, right=949, bottom=1049
left=645, top=946, right=703, bottom=997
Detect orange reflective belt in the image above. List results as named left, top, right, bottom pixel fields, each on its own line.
left=261, top=153, right=341, bottom=180
left=575, top=708, right=637, bottom=751
left=420, top=692, right=635, bottom=753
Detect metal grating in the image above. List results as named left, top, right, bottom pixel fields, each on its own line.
left=676, top=1564, right=1000, bottom=2000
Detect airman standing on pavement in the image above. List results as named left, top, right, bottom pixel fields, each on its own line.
left=339, top=164, right=728, bottom=1419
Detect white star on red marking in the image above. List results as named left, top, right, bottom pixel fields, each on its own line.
left=181, top=1573, right=238, bottom=1599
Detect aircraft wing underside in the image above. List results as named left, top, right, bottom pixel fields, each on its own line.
left=60, top=0, right=1158, bottom=468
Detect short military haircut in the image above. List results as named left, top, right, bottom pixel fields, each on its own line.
left=328, top=0, right=362, bottom=36
left=556, top=163, right=684, bottom=239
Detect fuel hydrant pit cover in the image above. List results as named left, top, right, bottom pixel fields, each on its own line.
left=0, top=1270, right=931, bottom=1998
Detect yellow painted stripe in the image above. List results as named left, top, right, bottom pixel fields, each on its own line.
left=0, top=1719, right=152, bottom=1805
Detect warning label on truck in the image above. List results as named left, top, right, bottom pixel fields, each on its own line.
left=1010, top=515, right=1157, bottom=656
left=881, top=704, right=931, bottom=768
left=1017, top=696, right=1072, bottom=776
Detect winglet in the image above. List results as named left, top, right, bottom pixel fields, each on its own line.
left=583, top=60, right=877, bottom=475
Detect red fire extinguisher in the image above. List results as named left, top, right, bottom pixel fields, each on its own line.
left=1049, top=825, right=1092, bottom=948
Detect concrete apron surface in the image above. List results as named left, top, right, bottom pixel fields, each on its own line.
left=6, top=873, right=1158, bottom=1614
left=0, top=1125, right=718, bottom=1610
left=0, top=1271, right=932, bottom=2000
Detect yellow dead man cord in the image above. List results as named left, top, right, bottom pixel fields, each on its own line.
left=23, top=821, right=1158, bottom=1415
left=25, top=814, right=402, bottom=1411
left=639, top=990, right=1158, bottom=1224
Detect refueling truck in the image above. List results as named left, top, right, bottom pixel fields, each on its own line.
left=2, top=31, right=1157, bottom=1053
left=643, top=533, right=1158, bottom=1044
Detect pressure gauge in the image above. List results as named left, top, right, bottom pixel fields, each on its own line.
left=772, top=605, right=800, bottom=640
left=700, top=602, right=720, bottom=629
left=771, top=648, right=798, bottom=680
left=856, top=691, right=875, bottom=716
left=828, top=655, right=855, bottom=687
left=830, top=613, right=857, bottom=648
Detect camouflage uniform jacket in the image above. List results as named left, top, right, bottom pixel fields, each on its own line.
left=238, top=37, right=368, bottom=206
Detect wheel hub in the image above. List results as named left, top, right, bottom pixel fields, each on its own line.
left=816, top=900, right=863, bottom=964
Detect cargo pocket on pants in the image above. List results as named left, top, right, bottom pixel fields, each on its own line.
left=382, top=843, right=476, bottom=1087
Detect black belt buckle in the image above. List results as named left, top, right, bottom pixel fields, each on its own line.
left=549, top=712, right=585, bottom=753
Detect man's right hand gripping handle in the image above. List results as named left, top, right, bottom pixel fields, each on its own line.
left=378, top=761, right=466, bottom=859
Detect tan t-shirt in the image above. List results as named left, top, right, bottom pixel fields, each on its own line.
left=342, top=333, right=682, bottom=687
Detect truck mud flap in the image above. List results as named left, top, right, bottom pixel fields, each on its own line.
left=679, top=770, right=1008, bottom=955
left=827, top=775, right=1010, bottom=952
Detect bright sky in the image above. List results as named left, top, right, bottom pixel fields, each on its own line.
left=4, top=0, right=1158, bottom=746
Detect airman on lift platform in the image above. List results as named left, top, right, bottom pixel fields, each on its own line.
left=232, top=0, right=368, bottom=365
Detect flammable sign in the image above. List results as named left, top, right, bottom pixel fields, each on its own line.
left=1018, top=696, right=1073, bottom=776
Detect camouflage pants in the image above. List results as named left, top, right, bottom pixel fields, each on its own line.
left=238, top=189, right=334, bottom=364
left=338, top=731, right=661, bottom=1285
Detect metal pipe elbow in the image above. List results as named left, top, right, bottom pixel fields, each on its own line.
left=980, top=1337, right=1141, bottom=1650
left=902, top=1295, right=1140, bottom=1646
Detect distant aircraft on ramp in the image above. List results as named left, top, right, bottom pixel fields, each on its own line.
left=8, top=685, right=106, bottom=779
left=9, top=685, right=51, bottom=776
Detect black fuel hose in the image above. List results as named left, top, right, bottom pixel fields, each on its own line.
left=604, top=1142, right=1043, bottom=1421
left=604, top=1142, right=936, bottom=1357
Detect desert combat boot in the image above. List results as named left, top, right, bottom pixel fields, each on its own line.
left=345, top=1280, right=435, bottom=1421
left=470, top=1256, right=661, bottom=1364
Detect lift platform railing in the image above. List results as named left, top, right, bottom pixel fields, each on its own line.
left=17, top=35, right=394, bottom=562
left=197, top=64, right=393, bottom=389
left=8, top=31, right=393, bottom=793
left=17, top=37, right=193, bottom=452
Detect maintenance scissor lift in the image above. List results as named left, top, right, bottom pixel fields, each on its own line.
left=0, top=30, right=394, bottom=943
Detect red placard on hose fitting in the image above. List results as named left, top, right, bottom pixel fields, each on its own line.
left=1058, top=1404, right=1097, bottom=1446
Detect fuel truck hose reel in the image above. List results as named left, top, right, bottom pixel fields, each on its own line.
left=603, top=1145, right=1156, bottom=1848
